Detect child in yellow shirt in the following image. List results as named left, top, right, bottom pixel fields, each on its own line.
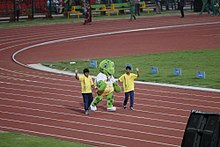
left=118, top=65, right=139, bottom=110
left=75, top=68, right=95, bottom=115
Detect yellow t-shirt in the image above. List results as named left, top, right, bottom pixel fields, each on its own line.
left=79, top=75, right=94, bottom=93
left=119, top=73, right=137, bottom=92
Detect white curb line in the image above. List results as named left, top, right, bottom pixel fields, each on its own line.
left=28, top=64, right=220, bottom=93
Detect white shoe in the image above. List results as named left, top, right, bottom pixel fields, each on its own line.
left=90, top=105, right=97, bottom=111
left=107, top=106, right=116, bottom=111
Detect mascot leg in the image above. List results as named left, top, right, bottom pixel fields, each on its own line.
left=90, top=95, right=103, bottom=111
left=106, top=93, right=116, bottom=111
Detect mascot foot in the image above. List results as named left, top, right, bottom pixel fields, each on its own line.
left=107, top=106, right=116, bottom=111
left=90, top=105, right=97, bottom=111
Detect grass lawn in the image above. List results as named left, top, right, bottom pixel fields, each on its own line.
left=43, top=49, right=220, bottom=89
left=0, top=131, right=92, bottom=147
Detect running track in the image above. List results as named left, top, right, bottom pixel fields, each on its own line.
left=0, top=15, right=220, bottom=147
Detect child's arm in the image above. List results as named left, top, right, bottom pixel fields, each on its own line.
left=118, top=75, right=124, bottom=83
left=136, top=67, right=140, bottom=77
left=75, top=69, right=79, bottom=80
left=90, top=78, right=96, bottom=92
left=91, top=83, right=95, bottom=90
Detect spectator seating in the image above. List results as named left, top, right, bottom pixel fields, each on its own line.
left=67, top=1, right=155, bottom=19
left=108, top=2, right=130, bottom=16
left=91, top=4, right=107, bottom=16
left=139, top=1, right=150, bottom=14
left=67, top=5, right=82, bottom=19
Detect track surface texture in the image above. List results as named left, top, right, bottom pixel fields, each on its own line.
left=0, top=15, right=220, bottom=147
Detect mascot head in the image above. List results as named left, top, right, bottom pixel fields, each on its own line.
left=99, top=59, right=115, bottom=76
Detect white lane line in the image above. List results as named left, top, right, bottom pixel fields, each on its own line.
left=0, top=81, right=74, bottom=93
left=0, top=97, right=186, bottom=125
left=1, top=84, right=219, bottom=114
left=135, top=87, right=220, bottom=99
left=0, top=98, right=185, bottom=132
left=1, top=86, right=219, bottom=111
left=1, top=72, right=219, bottom=101
left=134, top=81, right=220, bottom=93
left=1, top=67, right=220, bottom=99
left=0, top=110, right=182, bottom=139
left=1, top=71, right=219, bottom=101
left=0, top=118, right=180, bottom=147
left=11, top=21, right=220, bottom=93
left=12, top=21, right=220, bottom=62
left=1, top=72, right=220, bottom=101
left=0, top=126, right=125, bottom=147
left=0, top=104, right=183, bottom=132
left=0, top=67, right=75, bottom=83
left=0, top=91, right=190, bottom=114
left=135, top=90, right=220, bottom=104
left=0, top=91, right=188, bottom=119
left=0, top=73, right=75, bottom=87
left=1, top=80, right=219, bottom=104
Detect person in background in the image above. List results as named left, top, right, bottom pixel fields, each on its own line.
left=135, top=0, right=140, bottom=16
left=199, top=0, right=210, bottom=15
left=54, top=0, right=59, bottom=14
left=155, top=0, right=161, bottom=14
left=210, top=0, right=218, bottom=15
left=118, top=65, right=140, bottom=110
left=15, top=0, right=21, bottom=21
left=58, top=0, right=64, bottom=13
left=179, top=0, right=185, bottom=18
left=75, top=68, right=95, bottom=115
left=83, top=0, right=92, bottom=25
left=129, top=0, right=136, bottom=21
left=216, top=2, right=220, bottom=15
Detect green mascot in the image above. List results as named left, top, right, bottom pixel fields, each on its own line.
left=90, top=59, right=121, bottom=111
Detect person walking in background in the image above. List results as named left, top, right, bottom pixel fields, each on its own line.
left=179, top=0, right=185, bottom=17
left=216, top=2, right=220, bottom=15
left=135, top=0, right=140, bottom=16
left=83, top=0, right=92, bottom=25
left=155, top=0, right=161, bottom=14
left=58, top=0, right=64, bottom=14
left=118, top=65, right=140, bottom=110
left=129, top=0, right=136, bottom=21
left=199, top=0, right=210, bottom=15
left=210, top=0, right=218, bottom=15
left=75, top=68, right=95, bottom=115
left=15, top=0, right=21, bottom=21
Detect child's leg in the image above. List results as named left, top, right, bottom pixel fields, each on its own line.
left=130, top=91, right=134, bottom=108
left=133, top=14, right=136, bottom=20
left=88, top=93, right=94, bottom=108
left=82, top=94, right=89, bottom=111
left=123, top=92, right=129, bottom=106
left=130, top=14, right=132, bottom=21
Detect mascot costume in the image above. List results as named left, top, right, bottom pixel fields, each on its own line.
left=90, top=59, right=121, bottom=111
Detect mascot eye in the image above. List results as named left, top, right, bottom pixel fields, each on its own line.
left=104, top=64, right=107, bottom=68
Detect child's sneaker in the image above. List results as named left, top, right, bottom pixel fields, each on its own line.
left=123, top=105, right=127, bottom=109
left=130, top=107, right=134, bottom=110
left=85, top=110, right=89, bottom=115
left=90, top=105, right=97, bottom=111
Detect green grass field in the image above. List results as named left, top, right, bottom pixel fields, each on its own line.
left=43, top=49, right=220, bottom=89
left=0, top=132, right=91, bottom=147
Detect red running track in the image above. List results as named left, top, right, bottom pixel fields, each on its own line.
left=0, top=15, right=220, bottom=147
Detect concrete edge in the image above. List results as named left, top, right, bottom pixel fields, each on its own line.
left=28, top=63, right=220, bottom=93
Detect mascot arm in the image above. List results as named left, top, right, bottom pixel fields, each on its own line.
left=113, top=82, right=121, bottom=93
left=97, top=80, right=107, bottom=91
